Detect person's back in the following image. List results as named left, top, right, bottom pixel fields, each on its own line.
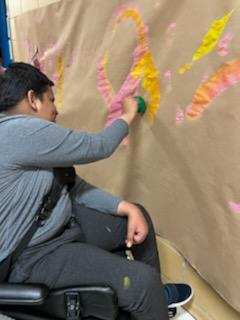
left=0, top=114, right=74, bottom=263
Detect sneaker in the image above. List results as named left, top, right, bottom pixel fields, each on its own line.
left=164, top=283, right=193, bottom=308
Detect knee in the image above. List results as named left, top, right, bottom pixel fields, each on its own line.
left=125, top=262, right=159, bottom=293
left=126, top=263, right=161, bottom=310
left=138, top=264, right=159, bottom=290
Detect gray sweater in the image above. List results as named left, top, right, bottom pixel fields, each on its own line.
left=0, top=114, right=128, bottom=263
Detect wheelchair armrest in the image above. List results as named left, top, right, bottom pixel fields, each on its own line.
left=49, top=285, right=118, bottom=319
left=0, top=283, right=49, bottom=305
left=64, top=285, right=117, bottom=295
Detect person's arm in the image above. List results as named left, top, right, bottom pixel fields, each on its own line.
left=117, top=201, right=149, bottom=248
left=70, top=176, right=123, bottom=214
left=11, top=117, right=128, bottom=168
left=71, top=177, right=149, bottom=247
left=11, top=97, right=138, bottom=168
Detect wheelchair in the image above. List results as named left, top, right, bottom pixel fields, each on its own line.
left=0, top=283, right=177, bottom=320
left=0, top=250, right=177, bottom=320
left=0, top=248, right=125, bottom=320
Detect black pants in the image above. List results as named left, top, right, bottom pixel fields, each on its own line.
left=9, top=204, right=169, bottom=320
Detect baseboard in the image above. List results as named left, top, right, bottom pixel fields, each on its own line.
left=156, top=236, right=240, bottom=320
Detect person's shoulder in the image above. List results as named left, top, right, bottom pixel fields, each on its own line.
left=0, top=114, right=50, bottom=125
left=0, top=115, right=56, bottom=136
left=13, top=115, right=51, bottom=125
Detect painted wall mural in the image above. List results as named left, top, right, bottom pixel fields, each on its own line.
left=11, top=1, right=240, bottom=312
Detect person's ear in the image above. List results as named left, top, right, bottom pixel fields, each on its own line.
left=26, top=90, right=39, bottom=112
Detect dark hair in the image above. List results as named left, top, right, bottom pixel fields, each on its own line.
left=0, top=62, right=54, bottom=112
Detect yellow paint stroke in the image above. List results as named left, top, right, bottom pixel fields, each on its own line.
left=131, top=52, right=160, bottom=121
left=55, top=56, right=64, bottom=111
left=114, top=7, right=160, bottom=122
left=114, top=8, right=148, bottom=48
left=179, top=10, right=234, bottom=74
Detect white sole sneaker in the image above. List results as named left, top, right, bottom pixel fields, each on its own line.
left=168, top=288, right=194, bottom=309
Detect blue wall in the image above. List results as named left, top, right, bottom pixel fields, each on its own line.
left=0, top=0, right=12, bottom=67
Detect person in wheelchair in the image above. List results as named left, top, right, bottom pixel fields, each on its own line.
left=0, top=63, right=193, bottom=320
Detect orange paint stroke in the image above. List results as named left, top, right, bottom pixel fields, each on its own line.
left=186, top=59, right=240, bottom=119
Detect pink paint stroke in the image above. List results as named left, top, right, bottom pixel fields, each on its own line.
left=167, top=22, right=177, bottom=32
left=175, top=107, right=185, bottom=124
left=165, top=22, right=177, bottom=48
left=217, top=32, right=234, bottom=57
left=201, top=72, right=209, bottom=83
left=97, top=44, right=145, bottom=127
left=164, top=70, right=172, bottom=80
left=29, top=46, right=45, bottom=72
left=164, top=69, right=172, bottom=93
left=52, top=72, right=59, bottom=83
left=26, top=39, right=77, bottom=82
left=228, top=201, right=240, bottom=213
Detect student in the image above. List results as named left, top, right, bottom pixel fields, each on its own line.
left=0, top=63, right=192, bottom=320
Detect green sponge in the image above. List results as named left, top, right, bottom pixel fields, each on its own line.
left=134, top=96, right=147, bottom=115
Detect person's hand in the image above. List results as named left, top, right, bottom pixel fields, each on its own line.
left=120, top=97, right=138, bottom=125
left=117, top=201, right=149, bottom=248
